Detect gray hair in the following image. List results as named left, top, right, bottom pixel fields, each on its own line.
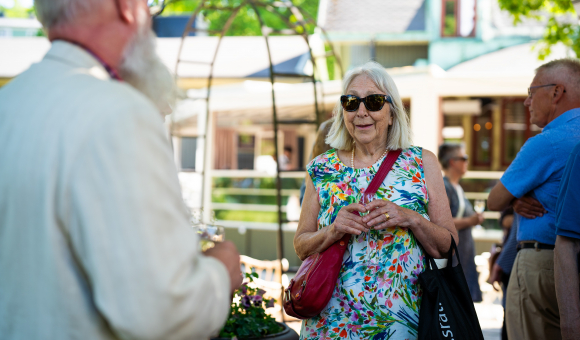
left=325, top=61, right=412, bottom=151
left=536, top=58, right=580, bottom=95
left=438, top=143, right=463, bottom=170
left=34, top=0, right=99, bottom=28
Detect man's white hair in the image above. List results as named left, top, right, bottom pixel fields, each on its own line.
left=326, top=61, right=412, bottom=151
left=34, top=0, right=100, bottom=28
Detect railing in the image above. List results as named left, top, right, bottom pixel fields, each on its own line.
left=197, top=169, right=506, bottom=261
left=206, top=169, right=504, bottom=223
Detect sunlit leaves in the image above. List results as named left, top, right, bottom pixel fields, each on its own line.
left=162, top=0, right=318, bottom=36
left=498, top=0, right=579, bottom=59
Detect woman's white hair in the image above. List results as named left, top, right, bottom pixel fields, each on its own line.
left=34, top=0, right=100, bottom=28
left=326, top=61, right=412, bottom=151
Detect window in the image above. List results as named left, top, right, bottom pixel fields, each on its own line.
left=237, top=134, right=255, bottom=170
left=441, top=0, right=476, bottom=37
left=501, top=99, right=541, bottom=167
left=471, top=109, right=492, bottom=167
left=181, top=137, right=197, bottom=170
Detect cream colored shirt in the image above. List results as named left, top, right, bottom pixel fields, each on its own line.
left=0, top=41, right=230, bottom=340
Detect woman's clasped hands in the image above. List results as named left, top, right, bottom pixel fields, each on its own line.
left=331, top=199, right=421, bottom=240
left=362, top=198, right=421, bottom=230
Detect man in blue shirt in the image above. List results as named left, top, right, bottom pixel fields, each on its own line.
left=488, top=59, right=580, bottom=340
left=554, top=142, right=580, bottom=340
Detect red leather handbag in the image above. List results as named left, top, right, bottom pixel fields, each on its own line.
left=283, top=150, right=401, bottom=319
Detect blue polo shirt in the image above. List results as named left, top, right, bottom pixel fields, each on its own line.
left=500, top=108, right=580, bottom=245
left=555, top=142, right=580, bottom=239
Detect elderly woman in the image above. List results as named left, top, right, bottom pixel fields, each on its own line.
left=294, top=61, right=457, bottom=340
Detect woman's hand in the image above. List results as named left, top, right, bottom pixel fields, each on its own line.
left=329, top=203, right=369, bottom=241
left=470, top=213, right=484, bottom=226
left=360, top=199, right=422, bottom=230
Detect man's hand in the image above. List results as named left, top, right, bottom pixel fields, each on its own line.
left=204, top=241, right=243, bottom=294
left=513, top=196, right=546, bottom=219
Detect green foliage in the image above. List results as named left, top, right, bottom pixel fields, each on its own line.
left=219, top=272, right=283, bottom=339
left=498, top=0, right=580, bottom=59
left=214, top=210, right=280, bottom=223
left=163, top=0, right=319, bottom=36
left=0, top=0, right=35, bottom=18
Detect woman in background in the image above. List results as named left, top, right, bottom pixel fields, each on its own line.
left=438, top=143, right=483, bottom=302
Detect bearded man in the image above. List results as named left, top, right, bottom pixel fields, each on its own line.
left=0, top=1, right=242, bottom=339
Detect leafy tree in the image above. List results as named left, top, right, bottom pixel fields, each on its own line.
left=162, top=0, right=319, bottom=36
left=498, top=0, right=580, bottom=59
left=0, top=0, right=35, bottom=18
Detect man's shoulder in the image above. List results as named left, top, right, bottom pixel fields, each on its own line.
left=4, top=56, right=158, bottom=119
left=514, top=132, right=552, bottom=161
left=1, top=60, right=162, bottom=148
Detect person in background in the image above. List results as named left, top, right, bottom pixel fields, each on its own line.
left=554, top=141, right=580, bottom=340
left=0, top=1, right=241, bottom=339
left=488, top=58, right=580, bottom=340
left=438, top=143, right=483, bottom=302
left=279, top=146, right=294, bottom=170
left=300, top=119, right=333, bottom=205
left=488, top=208, right=518, bottom=340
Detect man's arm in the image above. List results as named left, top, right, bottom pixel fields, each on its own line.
left=554, top=235, right=580, bottom=340
left=488, top=182, right=545, bottom=217
left=61, top=92, right=236, bottom=340
left=489, top=134, right=552, bottom=212
left=487, top=181, right=515, bottom=211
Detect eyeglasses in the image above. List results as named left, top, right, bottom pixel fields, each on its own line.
left=527, top=84, right=565, bottom=98
left=452, top=156, right=469, bottom=162
left=340, top=94, right=393, bottom=112
left=148, top=0, right=166, bottom=16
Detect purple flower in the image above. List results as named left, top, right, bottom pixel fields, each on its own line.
left=241, top=296, right=251, bottom=309
left=251, top=295, right=263, bottom=306
left=257, top=289, right=266, bottom=297
left=239, top=283, right=248, bottom=295
left=266, top=298, right=275, bottom=308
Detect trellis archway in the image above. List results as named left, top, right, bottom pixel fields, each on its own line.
left=171, top=0, right=343, bottom=320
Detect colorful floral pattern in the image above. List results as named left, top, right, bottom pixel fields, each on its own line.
left=301, top=146, right=429, bottom=340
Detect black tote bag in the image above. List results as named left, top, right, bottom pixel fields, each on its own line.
left=417, top=238, right=484, bottom=340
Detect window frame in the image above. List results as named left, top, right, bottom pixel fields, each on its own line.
left=441, top=0, right=477, bottom=38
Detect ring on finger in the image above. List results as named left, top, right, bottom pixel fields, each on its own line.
left=384, top=213, right=390, bottom=220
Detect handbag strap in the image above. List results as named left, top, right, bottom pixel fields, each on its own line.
left=366, top=149, right=402, bottom=195
left=424, top=234, right=459, bottom=271
left=342, top=149, right=401, bottom=243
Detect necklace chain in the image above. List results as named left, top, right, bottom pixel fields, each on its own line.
left=351, top=147, right=388, bottom=169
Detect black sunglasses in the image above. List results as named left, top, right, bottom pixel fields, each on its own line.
left=340, top=94, right=393, bottom=112
left=452, top=155, right=469, bottom=162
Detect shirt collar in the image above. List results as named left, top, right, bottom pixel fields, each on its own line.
left=544, top=107, right=580, bottom=131
left=48, top=39, right=123, bottom=81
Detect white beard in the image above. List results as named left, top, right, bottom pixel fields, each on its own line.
left=119, top=27, right=177, bottom=115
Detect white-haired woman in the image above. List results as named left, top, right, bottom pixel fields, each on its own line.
left=294, top=61, right=457, bottom=340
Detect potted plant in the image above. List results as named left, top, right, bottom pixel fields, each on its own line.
left=213, top=273, right=299, bottom=340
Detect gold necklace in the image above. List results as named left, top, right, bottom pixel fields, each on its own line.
left=351, top=147, right=388, bottom=168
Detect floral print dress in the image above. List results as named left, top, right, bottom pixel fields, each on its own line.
left=300, top=146, right=429, bottom=340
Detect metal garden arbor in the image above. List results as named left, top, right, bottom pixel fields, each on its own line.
left=171, top=0, right=343, bottom=320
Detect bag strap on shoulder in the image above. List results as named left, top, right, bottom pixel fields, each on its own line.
left=366, top=149, right=401, bottom=195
